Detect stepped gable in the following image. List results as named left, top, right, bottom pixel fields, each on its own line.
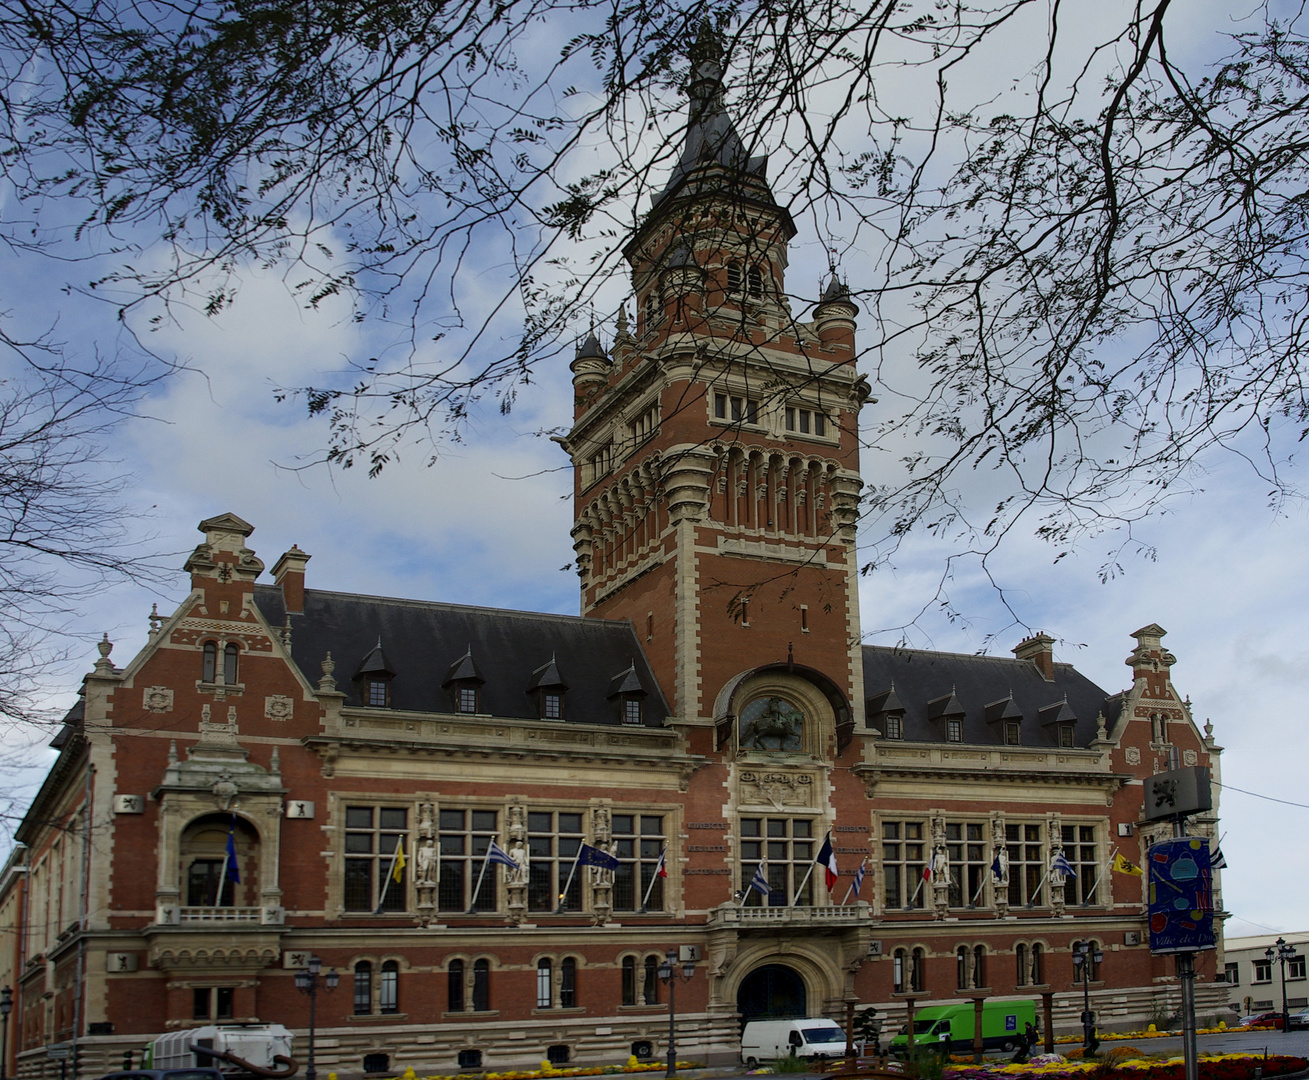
left=253, top=584, right=669, bottom=725
left=861, top=644, right=1120, bottom=746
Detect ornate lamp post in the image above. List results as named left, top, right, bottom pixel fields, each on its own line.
left=0, top=985, right=13, bottom=1080
left=1264, top=938, right=1298, bottom=1033
left=294, top=956, right=339, bottom=1080
left=1071, top=942, right=1103, bottom=1052
left=657, top=948, right=696, bottom=1079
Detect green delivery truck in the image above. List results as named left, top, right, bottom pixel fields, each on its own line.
left=889, top=1000, right=1036, bottom=1055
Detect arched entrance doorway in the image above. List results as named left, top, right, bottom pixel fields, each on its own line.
left=737, top=964, right=807, bottom=1024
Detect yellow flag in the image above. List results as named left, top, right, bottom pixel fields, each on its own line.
left=1112, top=852, right=1142, bottom=877
left=392, top=842, right=407, bottom=883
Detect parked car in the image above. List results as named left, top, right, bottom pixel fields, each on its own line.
left=1237, top=1012, right=1285, bottom=1029
left=1286, top=1008, right=1309, bottom=1031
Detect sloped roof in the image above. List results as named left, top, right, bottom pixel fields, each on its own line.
left=254, top=586, right=669, bottom=726
left=861, top=645, right=1118, bottom=748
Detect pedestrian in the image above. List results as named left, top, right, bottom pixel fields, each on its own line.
left=1024, top=1022, right=1038, bottom=1054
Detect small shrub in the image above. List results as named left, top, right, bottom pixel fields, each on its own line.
left=771, top=1055, right=808, bottom=1073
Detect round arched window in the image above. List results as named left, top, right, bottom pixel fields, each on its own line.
left=739, top=696, right=804, bottom=751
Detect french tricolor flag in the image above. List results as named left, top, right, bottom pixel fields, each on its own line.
left=816, top=832, right=839, bottom=891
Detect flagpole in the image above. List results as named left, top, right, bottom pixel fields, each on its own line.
left=556, top=845, right=584, bottom=914
left=214, top=811, right=237, bottom=906
left=467, top=846, right=493, bottom=915
left=376, top=838, right=404, bottom=913
left=971, top=873, right=989, bottom=906
left=791, top=863, right=815, bottom=907
left=1082, top=846, right=1116, bottom=907
left=907, top=872, right=926, bottom=909
left=840, top=859, right=865, bottom=905
left=640, top=847, right=666, bottom=911
left=741, top=861, right=766, bottom=908
left=1027, top=868, right=1050, bottom=907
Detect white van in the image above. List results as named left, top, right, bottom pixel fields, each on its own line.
left=740, top=1018, right=847, bottom=1067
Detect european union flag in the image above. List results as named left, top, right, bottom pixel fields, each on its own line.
left=576, top=843, right=619, bottom=871
left=225, top=828, right=241, bottom=884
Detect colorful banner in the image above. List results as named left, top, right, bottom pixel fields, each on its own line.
left=1147, top=836, right=1215, bottom=954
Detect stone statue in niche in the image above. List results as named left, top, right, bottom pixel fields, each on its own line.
left=507, top=838, right=530, bottom=886
left=415, top=837, right=437, bottom=885
left=740, top=696, right=804, bottom=751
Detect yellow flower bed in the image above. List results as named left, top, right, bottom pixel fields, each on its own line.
left=399, top=1062, right=703, bottom=1080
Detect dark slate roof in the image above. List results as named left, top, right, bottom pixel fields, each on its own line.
left=254, top=586, right=669, bottom=726
left=861, top=645, right=1119, bottom=748
left=654, top=24, right=771, bottom=209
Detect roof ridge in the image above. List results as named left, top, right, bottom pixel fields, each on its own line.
left=862, top=643, right=1066, bottom=666
left=253, top=583, right=635, bottom=629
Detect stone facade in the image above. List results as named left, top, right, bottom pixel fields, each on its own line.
left=3, top=27, right=1230, bottom=1080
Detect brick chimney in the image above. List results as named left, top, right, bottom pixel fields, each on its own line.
left=272, top=545, right=311, bottom=615
left=1013, top=632, right=1056, bottom=681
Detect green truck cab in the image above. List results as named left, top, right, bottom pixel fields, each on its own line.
left=888, top=1000, right=1036, bottom=1055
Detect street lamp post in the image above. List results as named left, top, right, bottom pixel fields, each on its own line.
left=1071, top=942, right=1103, bottom=1053
left=0, top=985, right=13, bottom=1080
left=1264, top=938, right=1298, bottom=1033
left=657, top=948, right=696, bottom=1079
left=294, top=956, right=339, bottom=1080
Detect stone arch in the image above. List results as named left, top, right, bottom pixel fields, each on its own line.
left=179, top=812, right=259, bottom=908
left=715, top=662, right=852, bottom=757
left=725, top=943, right=845, bottom=1023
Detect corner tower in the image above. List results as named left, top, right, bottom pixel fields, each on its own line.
left=563, top=25, right=870, bottom=731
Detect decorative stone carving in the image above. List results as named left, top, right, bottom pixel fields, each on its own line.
left=1182, top=749, right=1198, bottom=767
left=143, top=687, right=174, bottom=714
left=1125, top=746, right=1141, bottom=765
left=212, top=771, right=240, bottom=811
left=738, top=770, right=813, bottom=809
left=264, top=695, right=294, bottom=721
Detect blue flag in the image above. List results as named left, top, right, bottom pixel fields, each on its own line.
left=486, top=840, right=519, bottom=869
left=851, top=859, right=866, bottom=898
left=1051, top=851, right=1076, bottom=878
left=225, top=828, right=241, bottom=884
left=577, top=843, right=620, bottom=871
left=990, top=852, right=1004, bottom=881
left=748, top=862, right=770, bottom=896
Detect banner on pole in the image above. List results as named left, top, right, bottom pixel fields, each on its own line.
left=1147, top=836, right=1215, bottom=954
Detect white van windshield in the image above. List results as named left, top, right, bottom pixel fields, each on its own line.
left=800, top=1028, right=846, bottom=1044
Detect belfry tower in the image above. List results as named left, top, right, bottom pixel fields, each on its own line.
left=563, top=25, right=870, bottom=729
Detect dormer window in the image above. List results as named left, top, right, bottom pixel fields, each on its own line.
left=946, top=718, right=963, bottom=743
left=608, top=661, right=648, bottom=727
left=443, top=647, right=486, bottom=717
left=1059, top=723, right=1075, bottom=748
left=354, top=639, right=396, bottom=709
left=884, top=716, right=903, bottom=740
left=527, top=656, right=568, bottom=722
left=1004, top=721, right=1021, bottom=746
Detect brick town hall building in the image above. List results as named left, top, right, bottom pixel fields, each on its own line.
left=1, top=27, right=1228, bottom=1080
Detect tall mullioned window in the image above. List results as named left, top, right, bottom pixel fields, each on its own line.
left=740, top=817, right=813, bottom=906
left=344, top=806, right=407, bottom=912
left=882, top=820, right=928, bottom=909
left=611, top=815, right=666, bottom=911
left=945, top=822, right=987, bottom=907
left=1059, top=824, right=1099, bottom=904
left=528, top=811, right=585, bottom=912
left=1005, top=822, right=1046, bottom=907
left=437, top=809, right=499, bottom=912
